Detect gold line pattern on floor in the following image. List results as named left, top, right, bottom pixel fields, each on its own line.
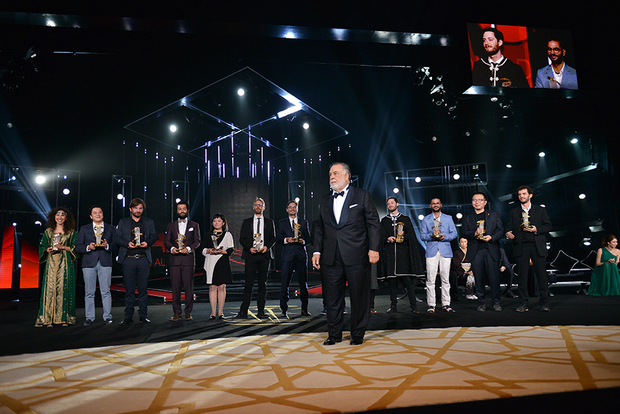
left=0, top=325, right=619, bottom=413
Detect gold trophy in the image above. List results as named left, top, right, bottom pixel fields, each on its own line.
left=176, top=233, right=186, bottom=253
left=431, top=217, right=443, bottom=240
left=253, top=233, right=263, bottom=250
left=52, top=233, right=62, bottom=251
left=395, top=222, right=405, bottom=243
left=132, top=227, right=142, bottom=245
left=211, top=234, right=223, bottom=251
left=292, top=222, right=302, bottom=243
left=94, top=225, right=104, bottom=247
left=476, top=220, right=486, bottom=240
left=461, top=263, right=471, bottom=273
left=520, top=210, right=532, bottom=229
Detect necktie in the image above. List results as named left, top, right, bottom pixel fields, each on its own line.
left=333, top=191, right=344, bottom=198
left=256, top=217, right=261, bottom=234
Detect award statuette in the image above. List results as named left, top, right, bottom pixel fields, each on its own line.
left=395, top=222, right=405, bottom=243
left=292, top=222, right=302, bottom=243
left=431, top=217, right=443, bottom=240
left=476, top=220, right=486, bottom=240
left=461, top=262, right=471, bottom=273
left=253, top=233, right=263, bottom=250
left=211, top=233, right=223, bottom=251
left=94, top=225, right=104, bottom=247
left=520, top=210, right=532, bottom=229
left=132, top=227, right=142, bottom=245
left=176, top=233, right=186, bottom=252
left=52, top=233, right=62, bottom=251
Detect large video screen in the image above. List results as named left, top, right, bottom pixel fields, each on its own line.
left=468, top=23, right=578, bottom=90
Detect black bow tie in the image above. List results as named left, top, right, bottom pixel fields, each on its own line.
left=333, top=191, right=345, bottom=198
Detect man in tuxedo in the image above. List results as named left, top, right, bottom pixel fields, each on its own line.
left=276, top=200, right=312, bottom=317
left=164, top=201, right=201, bottom=321
left=76, top=205, right=116, bottom=326
left=312, top=162, right=381, bottom=346
left=506, top=186, right=553, bottom=312
left=462, top=192, right=504, bottom=312
left=237, top=197, right=276, bottom=319
left=114, top=198, right=158, bottom=325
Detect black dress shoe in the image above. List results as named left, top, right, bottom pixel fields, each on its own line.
left=234, top=313, right=248, bottom=319
left=281, top=311, right=288, bottom=318
left=350, top=337, right=364, bottom=345
left=386, top=306, right=397, bottom=314
left=301, top=310, right=311, bottom=316
left=139, top=317, right=151, bottom=324
left=323, top=337, right=342, bottom=345
left=256, top=313, right=268, bottom=319
left=119, top=318, right=133, bottom=326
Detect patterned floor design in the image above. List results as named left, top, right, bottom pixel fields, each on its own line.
left=0, top=325, right=619, bottom=413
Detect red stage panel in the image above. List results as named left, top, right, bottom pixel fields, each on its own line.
left=0, top=226, right=15, bottom=289
left=20, top=240, right=40, bottom=289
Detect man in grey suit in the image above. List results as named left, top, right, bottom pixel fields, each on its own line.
left=312, top=162, right=381, bottom=346
left=76, top=205, right=116, bottom=326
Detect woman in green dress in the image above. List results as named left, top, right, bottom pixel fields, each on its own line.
left=35, top=207, right=79, bottom=327
left=588, top=234, right=620, bottom=296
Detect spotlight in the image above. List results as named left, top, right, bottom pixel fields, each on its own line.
left=62, top=188, right=70, bottom=195
left=117, top=193, right=124, bottom=200
left=539, top=152, right=546, bottom=158
left=431, top=136, right=437, bottom=141
left=453, top=174, right=460, bottom=181
left=490, top=96, right=498, bottom=102
left=392, top=188, right=400, bottom=194
left=418, top=214, right=425, bottom=221
left=414, top=177, right=422, bottom=183
left=571, top=138, right=578, bottom=144
left=35, top=175, right=46, bottom=184
left=169, top=124, right=177, bottom=132
left=12, top=222, right=17, bottom=227
left=506, top=164, right=512, bottom=168
left=303, top=122, right=310, bottom=130
left=34, top=220, right=42, bottom=226
left=581, top=237, right=591, bottom=247
left=578, top=193, right=586, bottom=200
left=294, top=197, right=300, bottom=203
left=175, top=198, right=181, bottom=204
left=237, top=88, right=245, bottom=96
left=546, top=242, right=551, bottom=250
left=456, top=212, right=463, bottom=220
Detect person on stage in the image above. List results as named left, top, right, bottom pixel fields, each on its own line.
left=75, top=205, right=116, bottom=326
left=236, top=198, right=276, bottom=319
left=420, top=197, right=458, bottom=314
left=379, top=196, right=423, bottom=315
left=451, top=238, right=476, bottom=300
left=535, top=38, right=578, bottom=89
left=276, top=200, right=312, bottom=317
left=472, top=27, right=529, bottom=88
left=463, top=192, right=504, bottom=312
left=506, top=186, right=553, bottom=312
left=588, top=234, right=620, bottom=296
left=203, top=213, right=234, bottom=319
left=114, top=198, right=158, bottom=325
left=35, top=207, right=79, bottom=327
left=312, top=162, right=381, bottom=346
left=164, top=201, right=201, bottom=321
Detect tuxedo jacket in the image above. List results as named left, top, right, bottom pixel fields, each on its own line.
left=164, top=220, right=201, bottom=266
left=114, top=216, right=158, bottom=264
left=276, top=217, right=311, bottom=261
left=239, top=216, right=276, bottom=262
left=314, top=187, right=381, bottom=267
left=462, top=209, right=504, bottom=262
left=75, top=222, right=116, bottom=268
left=505, top=204, right=552, bottom=258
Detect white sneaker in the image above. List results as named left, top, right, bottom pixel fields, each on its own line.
left=466, top=294, right=478, bottom=300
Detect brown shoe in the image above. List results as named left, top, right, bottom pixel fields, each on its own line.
left=170, top=313, right=181, bottom=321
left=185, top=313, right=193, bottom=321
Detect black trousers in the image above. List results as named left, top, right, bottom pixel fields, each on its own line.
left=280, top=255, right=309, bottom=312
left=323, top=248, right=370, bottom=340
left=388, top=276, right=417, bottom=310
left=471, top=249, right=501, bottom=305
left=170, top=264, right=194, bottom=314
left=240, top=256, right=270, bottom=314
left=515, top=243, right=549, bottom=306
left=122, top=256, right=150, bottom=319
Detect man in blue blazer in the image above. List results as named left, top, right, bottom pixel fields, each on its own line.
left=462, top=192, right=504, bottom=312
left=420, top=198, right=458, bottom=313
left=535, top=39, right=578, bottom=89
left=312, top=162, right=381, bottom=346
left=76, top=205, right=116, bottom=326
left=114, top=198, right=158, bottom=325
left=276, top=200, right=312, bottom=317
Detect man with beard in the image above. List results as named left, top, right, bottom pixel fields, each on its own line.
left=506, top=186, right=553, bottom=312
left=420, top=198, right=458, bottom=313
left=380, top=197, right=424, bottom=314
left=164, top=201, right=201, bottom=321
left=312, top=162, right=381, bottom=345
left=472, top=27, right=529, bottom=88
left=114, top=198, right=158, bottom=325
left=237, top=198, right=276, bottom=319
left=535, top=38, right=579, bottom=89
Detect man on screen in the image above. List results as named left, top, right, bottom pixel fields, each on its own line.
left=535, top=39, right=578, bottom=89
left=472, top=27, right=529, bottom=88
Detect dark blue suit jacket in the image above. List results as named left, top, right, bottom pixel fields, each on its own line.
left=114, top=216, right=158, bottom=264
left=75, top=222, right=116, bottom=268
left=276, top=217, right=311, bottom=262
left=462, top=209, right=504, bottom=262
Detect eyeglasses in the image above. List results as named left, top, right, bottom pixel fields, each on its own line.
left=472, top=199, right=485, bottom=202
left=547, top=47, right=562, bottom=52
left=254, top=203, right=264, bottom=207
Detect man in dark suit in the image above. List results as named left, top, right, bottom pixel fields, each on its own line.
left=276, top=200, right=312, bottom=317
left=164, top=201, right=201, bottom=321
left=114, top=198, right=158, bottom=325
left=506, top=186, right=553, bottom=312
left=462, top=192, right=504, bottom=312
left=76, top=205, right=116, bottom=326
left=237, top=197, right=277, bottom=319
left=312, top=162, right=381, bottom=345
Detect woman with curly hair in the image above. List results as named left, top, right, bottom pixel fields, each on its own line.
left=35, top=207, right=79, bottom=327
